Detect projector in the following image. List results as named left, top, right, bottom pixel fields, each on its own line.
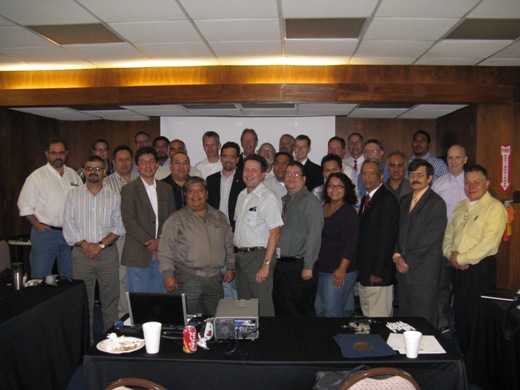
left=214, top=299, right=259, bottom=341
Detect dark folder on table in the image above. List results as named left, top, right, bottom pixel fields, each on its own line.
left=334, top=334, right=397, bottom=358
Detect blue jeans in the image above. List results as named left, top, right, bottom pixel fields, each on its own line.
left=30, top=227, right=72, bottom=278
left=315, top=271, right=358, bottom=317
left=126, top=256, right=166, bottom=293
left=221, top=264, right=237, bottom=299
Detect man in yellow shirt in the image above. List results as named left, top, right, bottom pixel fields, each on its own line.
left=443, top=164, right=507, bottom=355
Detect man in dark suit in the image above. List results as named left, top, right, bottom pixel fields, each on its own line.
left=294, top=134, right=322, bottom=192
left=207, top=141, right=245, bottom=299
left=357, top=158, right=400, bottom=317
left=393, top=159, right=447, bottom=328
left=121, top=147, right=176, bottom=293
left=207, top=142, right=245, bottom=231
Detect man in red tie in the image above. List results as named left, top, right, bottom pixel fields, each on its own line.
left=357, top=158, right=400, bottom=317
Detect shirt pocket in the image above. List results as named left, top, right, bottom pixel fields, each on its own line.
left=465, top=218, right=484, bottom=239
left=245, top=209, right=258, bottom=228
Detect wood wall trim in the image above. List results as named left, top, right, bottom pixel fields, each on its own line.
left=1, top=65, right=520, bottom=107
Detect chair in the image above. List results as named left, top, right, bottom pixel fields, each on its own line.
left=339, top=367, right=420, bottom=390
left=105, top=378, right=167, bottom=390
left=0, top=240, right=10, bottom=273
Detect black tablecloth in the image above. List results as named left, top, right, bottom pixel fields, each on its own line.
left=84, top=316, right=467, bottom=390
left=0, top=280, right=89, bottom=390
left=467, top=298, right=520, bottom=390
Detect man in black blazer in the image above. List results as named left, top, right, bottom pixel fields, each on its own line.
left=357, top=158, right=400, bottom=317
left=206, top=142, right=245, bottom=231
left=393, top=159, right=447, bottom=328
left=121, top=147, right=176, bottom=293
left=294, top=134, right=322, bottom=192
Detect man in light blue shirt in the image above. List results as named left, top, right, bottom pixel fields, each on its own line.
left=406, top=130, right=448, bottom=181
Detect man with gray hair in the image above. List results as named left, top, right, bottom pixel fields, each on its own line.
left=158, top=177, right=235, bottom=315
left=195, top=131, right=222, bottom=179
left=258, top=142, right=276, bottom=177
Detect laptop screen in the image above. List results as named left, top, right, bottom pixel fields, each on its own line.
left=126, top=292, right=187, bottom=328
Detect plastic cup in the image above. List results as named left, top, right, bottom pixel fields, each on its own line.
left=403, top=330, right=422, bottom=358
left=142, top=321, right=162, bottom=354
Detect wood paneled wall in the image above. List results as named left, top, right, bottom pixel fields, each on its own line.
left=59, top=119, right=160, bottom=171
left=336, top=117, right=437, bottom=159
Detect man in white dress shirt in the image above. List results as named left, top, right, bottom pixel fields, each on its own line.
left=18, top=137, right=82, bottom=278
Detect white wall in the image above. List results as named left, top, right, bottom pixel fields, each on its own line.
left=160, top=116, right=335, bottom=165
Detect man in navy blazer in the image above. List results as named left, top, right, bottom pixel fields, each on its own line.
left=121, top=147, right=176, bottom=293
left=357, top=158, right=400, bottom=317
left=207, top=142, right=245, bottom=232
left=393, top=159, right=447, bottom=328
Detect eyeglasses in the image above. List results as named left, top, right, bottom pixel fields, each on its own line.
left=284, top=172, right=303, bottom=178
left=186, top=188, right=206, bottom=195
left=48, top=151, right=66, bottom=157
left=409, top=172, right=426, bottom=178
left=84, top=166, right=104, bottom=172
left=327, top=184, right=345, bottom=190
left=93, top=147, right=108, bottom=152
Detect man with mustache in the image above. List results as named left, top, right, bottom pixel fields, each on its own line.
left=18, top=137, right=82, bottom=278
left=64, top=156, right=124, bottom=342
left=393, top=159, right=447, bottom=328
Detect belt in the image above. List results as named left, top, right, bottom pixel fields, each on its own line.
left=46, top=225, right=63, bottom=231
left=278, top=257, right=303, bottom=262
left=235, top=246, right=264, bottom=253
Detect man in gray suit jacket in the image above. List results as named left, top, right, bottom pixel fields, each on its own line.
left=121, top=147, right=176, bottom=293
left=393, top=159, right=447, bottom=328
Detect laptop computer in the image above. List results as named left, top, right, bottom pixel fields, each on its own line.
left=126, top=292, right=188, bottom=329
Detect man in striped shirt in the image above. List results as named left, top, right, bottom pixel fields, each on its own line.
left=64, top=156, right=125, bottom=342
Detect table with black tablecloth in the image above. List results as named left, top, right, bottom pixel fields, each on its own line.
left=84, top=316, right=467, bottom=390
left=0, top=280, right=89, bottom=390
left=466, top=297, right=520, bottom=390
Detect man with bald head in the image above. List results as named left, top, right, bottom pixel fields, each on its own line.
left=432, top=144, right=468, bottom=332
left=156, top=139, right=200, bottom=180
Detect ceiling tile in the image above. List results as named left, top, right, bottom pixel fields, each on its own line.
left=241, top=108, right=297, bottom=116
left=63, top=43, right=148, bottom=65
left=479, top=58, right=520, bottom=66
left=179, top=0, right=278, bottom=20
left=77, top=0, right=187, bottom=23
left=122, top=105, right=191, bottom=116
left=9, top=107, right=101, bottom=121
left=350, top=56, right=417, bottom=65
left=79, top=109, right=150, bottom=121
left=0, top=52, right=26, bottom=66
left=196, top=19, right=281, bottom=42
left=356, top=40, right=433, bottom=57
left=0, top=26, right=56, bottom=48
left=210, top=41, right=282, bottom=58
left=376, top=0, right=480, bottom=18
left=348, top=108, right=410, bottom=118
left=422, top=40, right=513, bottom=59
left=285, top=39, right=357, bottom=57
left=0, top=16, right=15, bottom=26
left=0, top=0, right=98, bottom=25
left=0, top=46, right=84, bottom=63
left=109, top=21, right=203, bottom=44
left=468, top=0, right=520, bottom=18
left=364, top=18, right=459, bottom=41
left=414, top=57, right=480, bottom=65
left=282, top=0, right=378, bottom=18
left=136, top=43, right=217, bottom=61
left=489, top=40, right=520, bottom=58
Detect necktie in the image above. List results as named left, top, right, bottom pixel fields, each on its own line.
left=363, top=194, right=370, bottom=214
left=409, top=193, right=418, bottom=213
left=353, top=159, right=358, bottom=171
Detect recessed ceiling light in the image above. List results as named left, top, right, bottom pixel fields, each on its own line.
left=285, top=18, right=366, bottom=39
left=26, top=24, right=124, bottom=45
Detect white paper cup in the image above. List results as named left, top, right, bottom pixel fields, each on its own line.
left=142, top=321, right=162, bottom=354
left=403, top=330, right=422, bottom=358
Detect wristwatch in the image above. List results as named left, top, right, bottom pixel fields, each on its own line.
left=263, top=258, right=271, bottom=265
left=98, top=241, right=106, bottom=249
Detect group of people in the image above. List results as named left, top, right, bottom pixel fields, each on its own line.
left=17, top=129, right=507, bottom=355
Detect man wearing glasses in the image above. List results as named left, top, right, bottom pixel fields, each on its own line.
left=158, top=177, right=235, bottom=315
left=64, top=156, right=124, bottom=342
left=18, top=137, right=82, bottom=278
left=121, top=147, right=176, bottom=293
left=273, top=161, right=324, bottom=316
left=393, top=159, right=447, bottom=328
left=77, top=139, right=114, bottom=182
